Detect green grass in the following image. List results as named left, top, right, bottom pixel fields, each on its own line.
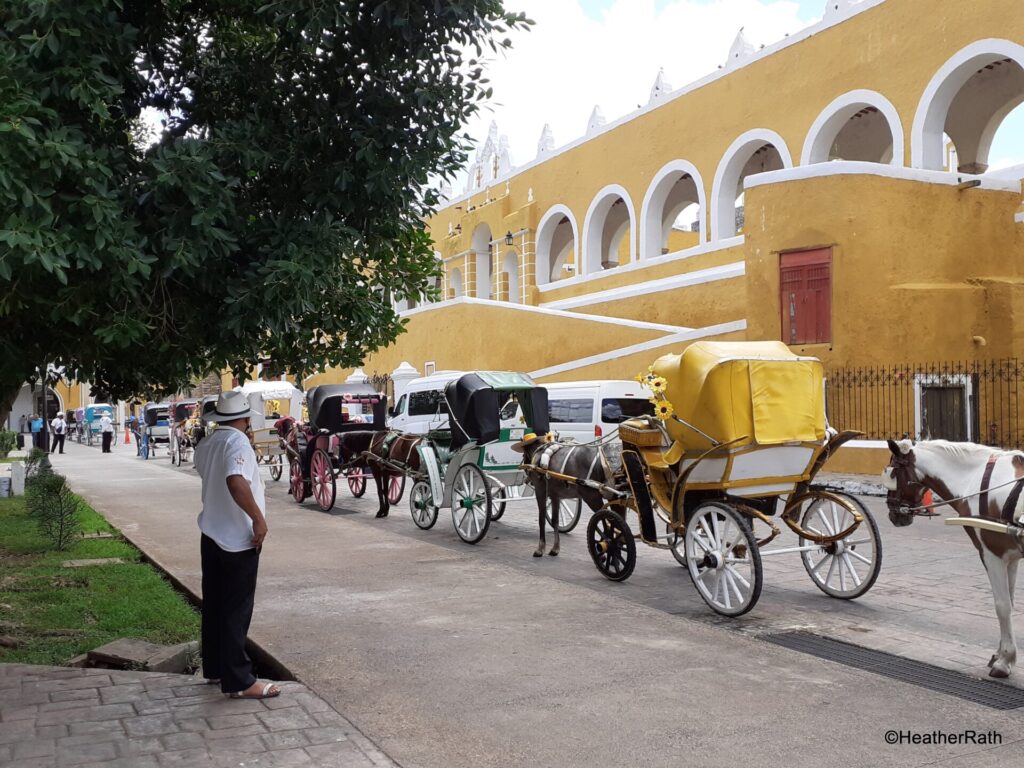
left=0, top=495, right=199, bottom=666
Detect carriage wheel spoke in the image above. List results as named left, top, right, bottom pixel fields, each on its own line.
left=841, top=553, right=862, bottom=587
left=724, top=564, right=751, bottom=591
left=847, top=549, right=872, bottom=566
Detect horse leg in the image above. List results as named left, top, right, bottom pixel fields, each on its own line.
left=548, top=491, right=560, bottom=557
left=373, top=464, right=389, bottom=518
left=534, top=481, right=547, bottom=558
left=1009, top=557, right=1020, bottom=609
left=981, top=548, right=1016, bottom=677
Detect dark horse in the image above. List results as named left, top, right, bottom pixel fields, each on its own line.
left=363, top=431, right=425, bottom=517
left=516, top=435, right=615, bottom=557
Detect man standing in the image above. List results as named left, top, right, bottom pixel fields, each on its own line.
left=193, top=391, right=279, bottom=700
left=100, top=412, right=114, bottom=453
left=18, top=414, right=26, bottom=434
left=50, top=412, right=67, bottom=454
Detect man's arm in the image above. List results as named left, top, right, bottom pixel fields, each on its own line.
left=226, top=476, right=268, bottom=547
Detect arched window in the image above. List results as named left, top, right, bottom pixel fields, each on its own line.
left=802, top=90, right=903, bottom=165
left=582, top=185, right=636, bottom=275
left=711, top=130, right=792, bottom=241
left=640, top=160, right=706, bottom=260
left=449, top=267, right=463, bottom=298
left=470, top=224, right=492, bottom=299
left=535, top=205, right=578, bottom=285
left=913, top=40, right=1024, bottom=173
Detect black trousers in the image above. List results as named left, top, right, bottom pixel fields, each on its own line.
left=200, top=534, right=260, bottom=693
left=101, top=432, right=112, bottom=452
left=51, top=433, right=65, bottom=453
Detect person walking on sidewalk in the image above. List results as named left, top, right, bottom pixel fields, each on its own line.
left=50, top=413, right=67, bottom=454
left=100, top=413, right=114, bottom=453
left=193, top=391, right=280, bottom=700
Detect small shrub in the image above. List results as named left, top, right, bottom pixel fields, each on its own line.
left=23, top=448, right=49, bottom=481
left=25, top=472, right=81, bottom=550
left=0, top=430, right=15, bottom=457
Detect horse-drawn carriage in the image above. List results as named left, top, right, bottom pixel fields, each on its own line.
left=169, top=400, right=199, bottom=466
left=283, top=384, right=390, bottom=511
left=403, top=371, right=581, bottom=544
left=238, top=381, right=304, bottom=482
left=83, top=403, right=114, bottom=446
left=565, top=341, right=882, bottom=616
left=138, top=402, right=171, bottom=460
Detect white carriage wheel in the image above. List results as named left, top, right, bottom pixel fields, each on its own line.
left=409, top=480, right=439, bottom=530
left=488, top=477, right=507, bottom=521
left=451, top=464, right=491, bottom=544
left=684, top=501, right=763, bottom=617
left=546, top=497, right=583, bottom=533
left=798, top=492, right=882, bottom=599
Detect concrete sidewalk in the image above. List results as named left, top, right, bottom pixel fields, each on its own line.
left=0, top=664, right=394, bottom=767
left=42, top=441, right=1024, bottom=768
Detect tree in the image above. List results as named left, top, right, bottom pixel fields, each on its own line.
left=0, top=0, right=529, bottom=414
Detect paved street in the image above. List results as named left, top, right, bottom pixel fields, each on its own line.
left=32, top=440, right=1024, bottom=767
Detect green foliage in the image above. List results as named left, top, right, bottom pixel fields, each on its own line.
left=25, top=472, right=81, bottom=550
left=0, top=1, right=530, bottom=399
left=0, top=496, right=199, bottom=665
left=23, top=447, right=47, bottom=479
left=0, top=430, right=14, bottom=457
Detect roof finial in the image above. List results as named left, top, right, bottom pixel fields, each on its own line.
left=649, top=68, right=673, bottom=103
left=536, top=124, right=555, bottom=158
left=725, top=27, right=755, bottom=68
left=586, top=106, right=606, bottom=135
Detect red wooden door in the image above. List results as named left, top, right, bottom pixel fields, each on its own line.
left=780, top=248, right=832, bottom=345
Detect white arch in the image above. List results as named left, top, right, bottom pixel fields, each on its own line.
left=640, top=159, right=708, bottom=261
left=534, top=204, right=579, bottom=286
left=710, top=129, right=793, bottom=242
left=802, top=89, right=905, bottom=166
left=912, top=39, right=1024, bottom=170
left=581, top=184, right=637, bottom=275
left=502, top=251, right=520, bottom=304
left=449, top=267, right=463, bottom=298
left=470, top=223, right=492, bottom=299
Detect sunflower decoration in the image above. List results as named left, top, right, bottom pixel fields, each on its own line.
left=653, top=399, right=674, bottom=421
left=648, top=376, right=667, bottom=394
left=636, top=368, right=675, bottom=422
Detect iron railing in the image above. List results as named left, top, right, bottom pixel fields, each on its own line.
left=825, top=359, right=1023, bottom=449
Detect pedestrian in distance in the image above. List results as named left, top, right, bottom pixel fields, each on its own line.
left=18, top=414, right=26, bottom=433
left=50, top=412, right=67, bottom=454
left=100, top=412, right=114, bottom=453
left=193, top=390, right=280, bottom=700
left=30, top=414, right=43, bottom=449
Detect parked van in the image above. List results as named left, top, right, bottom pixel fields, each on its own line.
left=388, top=371, right=465, bottom=434
left=543, top=380, right=654, bottom=443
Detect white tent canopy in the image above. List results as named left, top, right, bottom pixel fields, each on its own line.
left=235, top=380, right=304, bottom=429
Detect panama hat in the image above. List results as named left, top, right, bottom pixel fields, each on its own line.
left=208, top=391, right=256, bottom=423
left=510, top=431, right=547, bottom=453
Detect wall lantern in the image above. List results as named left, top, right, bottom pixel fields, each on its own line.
left=504, top=231, right=514, bottom=246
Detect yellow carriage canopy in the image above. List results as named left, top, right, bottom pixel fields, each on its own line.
left=651, top=341, right=826, bottom=452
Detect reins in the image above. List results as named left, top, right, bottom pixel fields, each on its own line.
left=898, top=477, right=1024, bottom=516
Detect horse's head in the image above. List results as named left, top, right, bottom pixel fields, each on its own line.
left=882, top=438, right=927, bottom=526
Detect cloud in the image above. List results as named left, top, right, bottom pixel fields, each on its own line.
left=458, top=0, right=813, bottom=185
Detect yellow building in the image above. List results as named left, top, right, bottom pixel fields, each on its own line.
left=305, top=0, right=1024, bottom=470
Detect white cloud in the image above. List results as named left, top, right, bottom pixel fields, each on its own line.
left=458, top=0, right=813, bottom=186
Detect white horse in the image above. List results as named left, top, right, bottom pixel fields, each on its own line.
left=883, top=439, right=1024, bottom=678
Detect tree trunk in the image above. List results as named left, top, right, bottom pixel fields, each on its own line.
left=0, top=385, right=19, bottom=431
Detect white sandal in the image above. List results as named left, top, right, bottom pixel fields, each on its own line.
left=227, top=681, right=280, bottom=699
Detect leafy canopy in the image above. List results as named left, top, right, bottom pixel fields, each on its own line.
left=0, top=0, right=528, bottom=399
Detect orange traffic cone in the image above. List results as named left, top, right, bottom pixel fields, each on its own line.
left=124, top=425, right=131, bottom=444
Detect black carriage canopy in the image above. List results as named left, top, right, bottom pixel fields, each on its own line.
left=142, top=402, right=171, bottom=426
left=305, top=384, right=387, bottom=433
left=444, top=372, right=549, bottom=449
left=173, top=400, right=198, bottom=422
left=198, top=396, right=218, bottom=419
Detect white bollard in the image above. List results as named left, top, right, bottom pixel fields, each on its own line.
left=10, top=461, right=25, bottom=496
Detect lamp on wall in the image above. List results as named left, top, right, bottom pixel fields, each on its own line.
left=504, top=231, right=514, bottom=246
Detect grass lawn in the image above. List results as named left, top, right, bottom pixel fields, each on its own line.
left=0, top=495, right=199, bottom=666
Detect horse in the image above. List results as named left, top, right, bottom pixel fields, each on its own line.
left=883, top=438, right=1024, bottom=678
left=362, top=431, right=425, bottom=518
left=517, top=435, right=616, bottom=557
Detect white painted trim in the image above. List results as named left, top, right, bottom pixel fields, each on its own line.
left=529, top=320, right=748, bottom=380
left=434, top=0, right=888, bottom=213
left=801, top=89, right=905, bottom=166
left=535, top=204, right=579, bottom=287
left=399, top=296, right=693, bottom=334
left=911, top=39, right=1024, bottom=170
left=744, top=160, right=1023, bottom=192
left=639, top=159, right=708, bottom=262
left=711, top=129, right=793, bottom=242
left=847, top=439, right=891, bottom=450
left=538, top=236, right=744, bottom=294
left=541, top=262, right=745, bottom=312
left=1016, top=211, right=1024, bottom=224
left=470, top=223, right=492, bottom=300
left=582, top=184, right=637, bottom=276
left=913, top=373, right=975, bottom=442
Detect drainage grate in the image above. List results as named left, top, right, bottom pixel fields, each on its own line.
left=764, top=632, right=1024, bottom=710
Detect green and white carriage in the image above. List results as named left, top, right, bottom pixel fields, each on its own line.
left=408, top=371, right=580, bottom=544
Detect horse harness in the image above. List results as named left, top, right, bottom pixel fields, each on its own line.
left=978, top=454, right=1024, bottom=524
left=528, top=441, right=610, bottom=484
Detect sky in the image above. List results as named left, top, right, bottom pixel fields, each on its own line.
left=455, top=0, right=1024, bottom=189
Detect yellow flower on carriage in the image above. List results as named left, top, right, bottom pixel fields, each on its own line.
left=653, top=400, right=674, bottom=421
left=634, top=373, right=646, bottom=385
left=649, top=376, right=667, bottom=394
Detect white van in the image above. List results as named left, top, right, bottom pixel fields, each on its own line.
left=388, top=371, right=465, bottom=434
left=543, top=380, right=654, bottom=443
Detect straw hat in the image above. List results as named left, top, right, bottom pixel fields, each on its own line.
left=510, top=431, right=548, bottom=453
left=207, top=391, right=256, bottom=423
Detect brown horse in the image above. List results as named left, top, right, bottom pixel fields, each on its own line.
left=363, top=431, right=425, bottom=517
left=884, top=439, right=1024, bottom=678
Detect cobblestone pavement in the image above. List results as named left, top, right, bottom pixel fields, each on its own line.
left=0, top=665, right=397, bottom=768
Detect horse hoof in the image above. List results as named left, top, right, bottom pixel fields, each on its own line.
left=989, top=664, right=1011, bottom=679
left=375, top=511, right=389, bottom=519
left=548, top=549, right=559, bottom=557
left=533, top=550, right=543, bottom=558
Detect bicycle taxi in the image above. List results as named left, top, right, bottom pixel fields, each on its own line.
left=580, top=341, right=881, bottom=616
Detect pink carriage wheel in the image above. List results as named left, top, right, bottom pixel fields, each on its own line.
left=310, top=449, right=336, bottom=512
left=347, top=470, right=367, bottom=498
left=289, top=460, right=306, bottom=503
left=387, top=474, right=406, bottom=505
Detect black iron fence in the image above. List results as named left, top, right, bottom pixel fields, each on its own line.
left=825, top=359, right=1023, bottom=449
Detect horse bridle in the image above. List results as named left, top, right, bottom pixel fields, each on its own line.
left=885, top=450, right=933, bottom=519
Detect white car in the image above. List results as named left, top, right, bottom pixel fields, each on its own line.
left=543, top=380, right=654, bottom=443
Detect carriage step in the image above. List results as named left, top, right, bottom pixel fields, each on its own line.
left=764, top=632, right=1024, bottom=710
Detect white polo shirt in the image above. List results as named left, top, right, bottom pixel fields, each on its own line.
left=194, top=426, right=266, bottom=552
